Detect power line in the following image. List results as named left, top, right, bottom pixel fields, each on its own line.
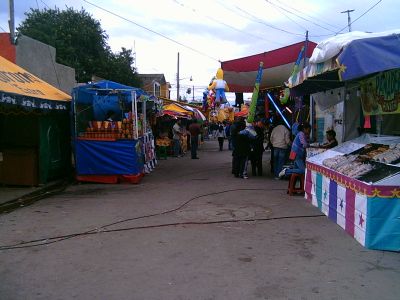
left=265, top=1, right=308, bottom=31
left=173, top=0, right=286, bottom=46
left=82, top=0, right=220, bottom=62
left=336, top=0, right=383, bottom=34
left=0, top=24, right=7, bottom=32
left=216, top=0, right=305, bottom=37
left=264, top=0, right=337, bottom=33
left=271, top=0, right=342, bottom=30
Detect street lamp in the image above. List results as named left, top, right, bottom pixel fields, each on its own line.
left=176, top=76, right=192, bottom=101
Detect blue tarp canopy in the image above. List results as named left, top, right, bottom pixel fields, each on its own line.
left=73, top=80, right=149, bottom=105
left=289, top=33, right=400, bottom=96
left=338, top=34, right=400, bottom=81
left=72, top=80, right=152, bottom=121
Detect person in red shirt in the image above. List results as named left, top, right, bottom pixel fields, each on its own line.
left=188, top=119, right=201, bottom=159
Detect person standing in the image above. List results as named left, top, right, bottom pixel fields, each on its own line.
left=172, top=119, right=182, bottom=157
left=217, top=122, right=226, bottom=151
left=270, top=122, right=291, bottom=179
left=188, top=119, right=201, bottom=159
left=225, top=122, right=232, bottom=150
left=249, top=125, right=265, bottom=176
left=279, top=123, right=311, bottom=177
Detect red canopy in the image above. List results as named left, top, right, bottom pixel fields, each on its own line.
left=221, top=41, right=317, bottom=93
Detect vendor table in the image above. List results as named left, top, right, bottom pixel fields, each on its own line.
left=75, top=139, right=143, bottom=175
left=305, top=161, right=400, bottom=251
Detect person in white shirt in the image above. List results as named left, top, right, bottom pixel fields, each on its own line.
left=172, top=119, right=182, bottom=157
left=270, top=122, right=291, bottom=179
left=216, top=122, right=226, bottom=151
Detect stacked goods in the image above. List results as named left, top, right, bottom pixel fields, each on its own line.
left=119, top=118, right=135, bottom=139
left=322, top=154, right=374, bottom=178
left=336, top=161, right=374, bottom=178
left=358, top=144, right=389, bottom=160
left=372, top=144, right=400, bottom=164
left=322, top=154, right=357, bottom=170
left=81, top=118, right=135, bottom=140
left=156, top=137, right=172, bottom=147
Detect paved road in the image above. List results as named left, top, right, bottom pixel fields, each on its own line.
left=0, top=140, right=399, bottom=300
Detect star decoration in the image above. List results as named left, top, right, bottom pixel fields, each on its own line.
left=359, top=213, right=365, bottom=227
left=324, top=190, right=327, bottom=199
left=339, top=200, right=344, bottom=211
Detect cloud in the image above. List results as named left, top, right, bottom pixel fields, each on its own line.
left=1, top=0, right=399, bottom=100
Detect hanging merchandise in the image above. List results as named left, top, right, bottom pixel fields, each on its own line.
left=247, top=62, right=264, bottom=123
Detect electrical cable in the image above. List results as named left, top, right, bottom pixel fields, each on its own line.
left=264, top=0, right=337, bottom=33
left=81, top=0, right=220, bottom=62
left=0, top=215, right=325, bottom=250
left=172, top=0, right=286, bottom=46
left=0, top=188, right=324, bottom=250
left=335, top=0, right=383, bottom=34
left=215, top=0, right=305, bottom=37
left=271, top=0, right=342, bottom=30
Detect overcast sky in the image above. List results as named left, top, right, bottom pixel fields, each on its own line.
left=0, top=0, right=399, bottom=100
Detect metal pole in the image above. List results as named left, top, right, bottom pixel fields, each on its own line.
left=303, top=31, right=309, bottom=68
left=341, top=9, right=354, bottom=32
left=8, top=0, right=15, bottom=44
left=177, top=52, right=180, bottom=101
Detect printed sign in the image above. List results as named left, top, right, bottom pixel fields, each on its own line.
left=360, top=69, right=400, bottom=115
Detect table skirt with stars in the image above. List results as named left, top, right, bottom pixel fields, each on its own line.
left=305, top=162, right=400, bottom=252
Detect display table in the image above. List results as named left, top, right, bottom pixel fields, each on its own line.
left=304, top=137, right=400, bottom=251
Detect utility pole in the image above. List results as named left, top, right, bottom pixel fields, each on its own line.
left=176, top=52, right=180, bottom=101
left=8, top=0, right=15, bottom=44
left=303, top=30, right=309, bottom=68
left=341, top=9, right=355, bottom=32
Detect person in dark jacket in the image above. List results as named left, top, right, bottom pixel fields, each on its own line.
left=233, top=121, right=256, bottom=179
left=249, top=125, right=265, bottom=176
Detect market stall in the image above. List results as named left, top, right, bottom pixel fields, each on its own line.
left=72, top=80, right=157, bottom=183
left=305, top=135, right=400, bottom=251
left=287, top=31, right=400, bottom=251
left=0, top=55, right=71, bottom=186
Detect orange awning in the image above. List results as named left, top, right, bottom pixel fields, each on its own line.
left=0, top=55, right=71, bottom=101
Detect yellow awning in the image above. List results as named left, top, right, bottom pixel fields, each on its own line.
left=163, top=103, right=193, bottom=114
left=0, top=55, right=71, bottom=101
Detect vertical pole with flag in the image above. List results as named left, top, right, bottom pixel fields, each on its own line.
left=247, top=62, right=264, bottom=123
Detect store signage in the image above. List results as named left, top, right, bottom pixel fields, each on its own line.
left=0, top=56, right=70, bottom=101
left=360, top=69, right=400, bottom=115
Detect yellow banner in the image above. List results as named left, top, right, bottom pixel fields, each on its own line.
left=0, top=56, right=71, bottom=101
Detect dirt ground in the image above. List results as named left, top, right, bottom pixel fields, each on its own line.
left=0, top=140, right=399, bottom=300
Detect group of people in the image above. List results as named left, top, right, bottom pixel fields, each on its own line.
left=227, top=117, right=338, bottom=180
left=270, top=122, right=338, bottom=179
left=167, top=115, right=338, bottom=180
left=230, top=118, right=265, bottom=179
left=172, top=119, right=202, bottom=159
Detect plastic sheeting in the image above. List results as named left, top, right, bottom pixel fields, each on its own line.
left=309, top=29, right=400, bottom=64
left=75, top=139, right=143, bottom=175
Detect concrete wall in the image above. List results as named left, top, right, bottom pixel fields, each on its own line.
left=15, top=35, right=76, bottom=95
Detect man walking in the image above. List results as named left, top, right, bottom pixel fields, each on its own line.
left=188, top=119, right=201, bottom=159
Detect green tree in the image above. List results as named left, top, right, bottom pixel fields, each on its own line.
left=17, top=7, right=141, bottom=87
